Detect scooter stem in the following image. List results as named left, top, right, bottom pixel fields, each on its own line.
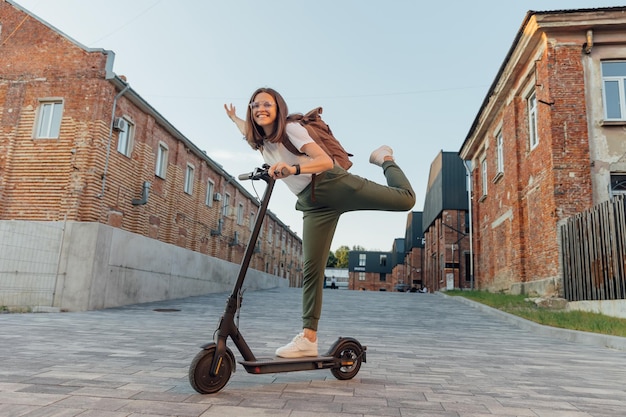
left=210, top=172, right=276, bottom=375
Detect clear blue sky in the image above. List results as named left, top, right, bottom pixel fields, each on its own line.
left=13, top=0, right=626, bottom=252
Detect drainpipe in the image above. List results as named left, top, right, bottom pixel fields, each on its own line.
left=463, top=160, right=474, bottom=290
left=132, top=181, right=151, bottom=205
left=98, top=84, right=130, bottom=198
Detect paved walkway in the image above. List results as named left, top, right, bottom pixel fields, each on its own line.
left=1, top=288, right=625, bottom=417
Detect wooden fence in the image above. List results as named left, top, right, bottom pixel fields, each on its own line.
left=560, top=196, right=626, bottom=301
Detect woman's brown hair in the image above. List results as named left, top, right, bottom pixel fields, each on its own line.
left=244, top=87, right=289, bottom=150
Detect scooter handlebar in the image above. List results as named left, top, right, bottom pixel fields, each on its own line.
left=238, top=165, right=273, bottom=181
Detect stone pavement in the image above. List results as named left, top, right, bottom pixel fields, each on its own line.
left=1, top=287, right=625, bottom=417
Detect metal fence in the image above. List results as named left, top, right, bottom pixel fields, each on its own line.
left=560, top=196, right=626, bottom=301
left=0, top=220, right=65, bottom=310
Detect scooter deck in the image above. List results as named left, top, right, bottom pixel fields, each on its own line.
left=239, top=355, right=339, bottom=374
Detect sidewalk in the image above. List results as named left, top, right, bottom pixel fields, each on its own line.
left=1, top=287, right=625, bottom=417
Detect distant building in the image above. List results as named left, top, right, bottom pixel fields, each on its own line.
left=422, top=151, right=470, bottom=292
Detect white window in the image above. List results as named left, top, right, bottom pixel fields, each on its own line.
left=268, top=224, right=273, bottom=243
left=359, top=253, right=366, bottom=267
left=528, top=90, right=538, bottom=149
left=184, top=164, right=194, bottom=195
left=249, top=212, right=255, bottom=232
left=35, top=100, right=63, bottom=139
left=481, top=157, right=488, bottom=197
left=205, top=180, right=215, bottom=207
left=602, top=61, right=626, bottom=120
left=222, top=193, right=230, bottom=217
left=358, top=272, right=366, bottom=281
left=116, top=118, right=134, bottom=157
left=237, top=202, right=244, bottom=225
left=496, top=131, right=504, bottom=175
left=379, top=254, right=387, bottom=267
left=155, top=142, right=168, bottom=178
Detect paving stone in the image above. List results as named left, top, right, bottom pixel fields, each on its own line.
left=0, top=288, right=625, bottom=416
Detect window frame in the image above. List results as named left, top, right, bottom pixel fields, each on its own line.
left=222, top=193, right=231, bottom=217
left=155, top=142, right=168, bottom=178
left=35, top=100, right=63, bottom=139
left=205, top=180, right=215, bottom=207
left=610, top=173, right=626, bottom=198
left=237, top=202, right=244, bottom=225
left=495, top=130, right=504, bottom=176
left=601, top=61, right=626, bottom=121
left=527, top=90, right=539, bottom=150
left=184, top=163, right=195, bottom=195
left=480, top=156, right=488, bottom=200
left=116, top=118, right=134, bottom=157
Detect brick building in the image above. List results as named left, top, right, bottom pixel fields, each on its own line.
left=459, top=7, right=626, bottom=295
left=422, top=151, right=470, bottom=292
left=403, top=211, right=424, bottom=290
left=0, top=1, right=302, bottom=288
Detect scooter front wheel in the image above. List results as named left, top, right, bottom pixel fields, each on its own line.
left=189, top=343, right=234, bottom=394
left=330, top=339, right=363, bottom=380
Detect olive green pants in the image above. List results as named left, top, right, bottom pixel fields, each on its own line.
left=295, top=161, right=415, bottom=331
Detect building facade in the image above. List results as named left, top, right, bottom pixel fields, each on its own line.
left=422, top=152, right=470, bottom=292
left=0, top=1, right=302, bottom=287
left=459, top=8, right=626, bottom=294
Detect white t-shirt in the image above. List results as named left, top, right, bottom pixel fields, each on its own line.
left=261, top=122, right=316, bottom=195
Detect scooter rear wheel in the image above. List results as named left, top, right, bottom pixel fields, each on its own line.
left=189, top=343, right=233, bottom=394
left=330, top=339, right=363, bottom=380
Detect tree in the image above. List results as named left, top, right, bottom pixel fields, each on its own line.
left=326, top=251, right=337, bottom=267
left=334, top=245, right=350, bottom=268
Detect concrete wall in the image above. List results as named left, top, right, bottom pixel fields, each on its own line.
left=0, top=221, right=287, bottom=311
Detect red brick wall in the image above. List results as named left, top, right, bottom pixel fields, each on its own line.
left=423, top=210, right=470, bottom=291
left=470, top=38, right=594, bottom=293
left=0, top=1, right=302, bottom=283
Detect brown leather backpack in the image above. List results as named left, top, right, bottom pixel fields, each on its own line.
left=284, top=107, right=353, bottom=170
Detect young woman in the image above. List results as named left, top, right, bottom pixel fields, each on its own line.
left=225, top=87, right=415, bottom=358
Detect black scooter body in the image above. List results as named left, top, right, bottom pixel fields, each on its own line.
left=189, top=166, right=366, bottom=394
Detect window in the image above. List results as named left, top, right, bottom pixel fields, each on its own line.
left=237, top=203, right=244, bottom=225
left=155, top=143, right=168, bottom=178
left=222, top=193, right=230, bottom=217
left=358, top=272, right=366, bottom=281
left=35, top=100, right=63, bottom=139
left=480, top=157, right=488, bottom=198
left=495, top=131, right=504, bottom=175
left=268, top=224, right=273, bottom=243
left=275, top=229, right=280, bottom=247
left=610, top=173, right=626, bottom=198
left=116, top=118, right=134, bottom=156
left=602, top=61, right=626, bottom=120
left=184, top=164, right=194, bottom=195
left=379, top=254, right=387, bottom=267
left=249, top=212, right=255, bottom=232
left=528, top=90, right=538, bottom=149
left=379, top=273, right=386, bottom=282
left=359, top=253, right=366, bottom=267
left=205, top=180, right=215, bottom=207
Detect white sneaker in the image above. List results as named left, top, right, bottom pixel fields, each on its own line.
left=275, top=332, right=318, bottom=358
left=369, top=145, right=394, bottom=166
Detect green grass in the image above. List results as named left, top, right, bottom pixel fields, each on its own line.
left=445, top=290, right=626, bottom=338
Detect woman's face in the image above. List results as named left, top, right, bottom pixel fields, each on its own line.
left=250, top=92, right=277, bottom=134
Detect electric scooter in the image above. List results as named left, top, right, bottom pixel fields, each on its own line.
left=188, top=165, right=366, bottom=394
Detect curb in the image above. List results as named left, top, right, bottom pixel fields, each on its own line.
left=440, top=292, right=626, bottom=352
